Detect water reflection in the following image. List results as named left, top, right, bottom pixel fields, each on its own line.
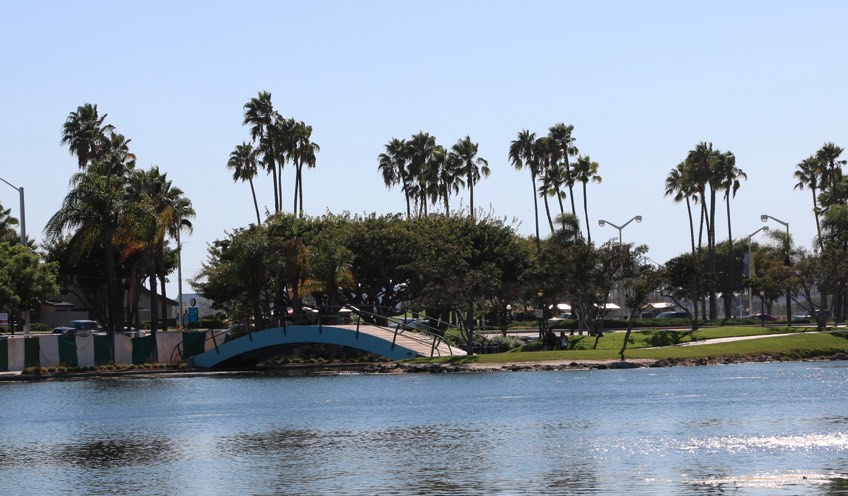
left=58, top=435, right=177, bottom=469
left=0, top=362, right=847, bottom=495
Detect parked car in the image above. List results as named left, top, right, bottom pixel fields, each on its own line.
left=656, top=311, right=690, bottom=319
left=52, top=320, right=102, bottom=335
left=549, top=312, right=577, bottom=321
left=744, top=314, right=777, bottom=321
left=398, top=318, right=429, bottom=331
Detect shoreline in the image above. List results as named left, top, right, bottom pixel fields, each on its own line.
left=3, top=352, right=847, bottom=381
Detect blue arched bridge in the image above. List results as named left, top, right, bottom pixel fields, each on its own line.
left=189, top=311, right=466, bottom=368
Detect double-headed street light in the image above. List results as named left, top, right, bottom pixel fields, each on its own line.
left=761, top=214, right=791, bottom=325
left=746, top=226, right=769, bottom=314
left=598, top=215, right=642, bottom=244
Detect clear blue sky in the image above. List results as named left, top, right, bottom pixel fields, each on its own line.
left=1, top=1, right=846, bottom=297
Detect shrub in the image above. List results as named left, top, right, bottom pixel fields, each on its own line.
left=485, top=335, right=524, bottom=353
left=30, top=322, right=51, bottom=332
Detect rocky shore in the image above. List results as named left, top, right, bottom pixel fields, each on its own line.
left=4, top=353, right=848, bottom=381
left=361, top=352, right=848, bottom=374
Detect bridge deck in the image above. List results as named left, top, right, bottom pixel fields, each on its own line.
left=190, top=323, right=465, bottom=368
left=333, top=324, right=466, bottom=357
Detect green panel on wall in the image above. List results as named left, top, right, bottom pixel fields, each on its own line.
left=132, top=335, right=153, bottom=364
left=24, top=337, right=40, bottom=368
left=0, top=338, right=7, bottom=371
left=182, top=332, right=207, bottom=358
left=58, top=335, right=78, bottom=367
left=94, top=335, right=111, bottom=365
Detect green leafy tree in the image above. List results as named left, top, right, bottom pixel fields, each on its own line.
left=619, top=248, right=663, bottom=359
left=662, top=252, right=705, bottom=330
left=0, top=243, right=59, bottom=333
left=0, top=201, right=20, bottom=245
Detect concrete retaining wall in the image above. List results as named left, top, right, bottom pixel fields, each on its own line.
left=0, top=330, right=227, bottom=371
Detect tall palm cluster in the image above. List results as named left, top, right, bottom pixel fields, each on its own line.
left=794, top=142, right=847, bottom=249
left=664, top=142, right=746, bottom=320
left=508, top=123, right=601, bottom=248
left=228, top=91, right=320, bottom=223
left=46, top=103, right=194, bottom=349
left=378, top=132, right=490, bottom=219
left=794, top=142, right=848, bottom=318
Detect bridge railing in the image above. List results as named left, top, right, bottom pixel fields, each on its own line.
left=343, top=305, right=466, bottom=358
left=170, top=304, right=472, bottom=362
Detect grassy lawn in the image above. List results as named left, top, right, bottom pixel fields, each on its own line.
left=423, top=328, right=848, bottom=365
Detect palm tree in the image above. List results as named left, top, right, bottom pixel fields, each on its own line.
left=227, top=142, right=261, bottom=224
left=48, top=122, right=137, bottom=360
left=665, top=162, right=697, bottom=254
left=449, top=136, right=489, bottom=218
left=243, top=91, right=282, bottom=213
left=378, top=138, right=412, bottom=218
left=816, top=142, right=846, bottom=194
left=715, top=150, right=746, bottom=320
left=716, top=151, right=746, bottom=244
left=508, top=130, right=540, bottom=249
left=534, top=136, right=556, bottom=233
left=794, top=155, right=823, bottom=249
left=60, top=103, right=114, bottom=169
left=687, top=141, right=719, bottom=319
left=548, top=123, right=579, bottom=216
left=407, top=132, right=438, bottom=217
left=290, top=121, right=320, bottom=217
left=572, top=156, right=602, bottom=244
left=431, top=145, right=463, bottom=215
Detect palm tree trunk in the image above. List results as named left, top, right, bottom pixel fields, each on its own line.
left=556, top=187, right=565, bottom=216
left=249, top=179, right=261, bottom=224
left=813, top=188, right=822, bottom=250
left=157, top=243, right=169, bottom=332
left=531, top=173, right=540, bottom=251
left=707, top=188, right=717, bottom=320
left=103, top=234, right=119, bottom=364
left=468, top=174, right=475, bottom=219
left=582, top=182, right=592, bottom=244
left=148, top=256, right=159, bottom=361
left=724, top=194, right=733, bottom=320
left=565, top=156, right=576, bottom=216
left=542, top=193, right=554, bottom=234
left=269, top=155, right=279, bottom=214
left=293, top=158, right=300, bottom=214
left=698, top=200, right=707, bottom=319
left=686, top=198, right=696, bottom=254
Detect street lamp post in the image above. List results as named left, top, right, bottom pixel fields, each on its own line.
left=177, top=226, right=184, bottom=330
left=761, top=214, right=792, bottom=325
left=759, top=290, right=766, bottom=327
left=598, top=215, right=642, bottom=244
left=0, top=176, right=28, bottom=335
left=746, top=226, right=769, bottom=314
left=536, top=290, right=545, bottom=341
left=598, top=216, right=642, bottom=318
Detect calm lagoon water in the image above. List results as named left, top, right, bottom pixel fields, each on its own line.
left=2, top=362, right=848, bottom=495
